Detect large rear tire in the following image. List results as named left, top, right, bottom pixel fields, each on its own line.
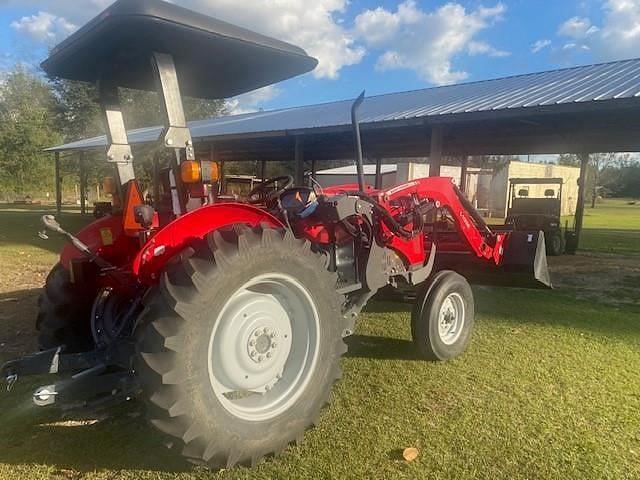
left=36, top=263, right=95, bottom=352
left=136, top=225, right=346, bottom=468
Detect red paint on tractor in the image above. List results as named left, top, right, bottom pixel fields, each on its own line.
left=132, top=203, right=284, bottom=283
left=59, top=214, right=139, bottom=270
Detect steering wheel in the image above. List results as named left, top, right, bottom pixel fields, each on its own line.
left=248, top=175, right=294, bottom=204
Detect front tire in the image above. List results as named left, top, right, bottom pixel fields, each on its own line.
left=136, top=226, right=345, bottom=468
left=411, top=270, right=474, bottom=361
left=546, top=230, right=564, bottom=256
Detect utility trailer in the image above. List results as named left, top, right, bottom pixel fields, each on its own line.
left=2, top=0, right=551, bottom=469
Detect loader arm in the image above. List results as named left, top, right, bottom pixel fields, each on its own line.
left=378, top=176, right=506, bottom=266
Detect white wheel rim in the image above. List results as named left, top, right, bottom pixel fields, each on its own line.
left=437, top=292, right=465, bottom=345
left=207, top=273, right=320, bottom=421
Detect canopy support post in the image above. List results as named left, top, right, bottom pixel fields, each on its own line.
left=98, top=80, right=135, bottom=188
left=429, top=124, right=443, bottom=177
left=55, top=152, right=62, bottom=216
left=151, top=51, right=194, bottom=163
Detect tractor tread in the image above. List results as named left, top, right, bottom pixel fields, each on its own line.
left=136, top=224, right=347, bottom=469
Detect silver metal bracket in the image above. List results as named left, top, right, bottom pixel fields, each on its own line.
left=98, top=80, right=135, bottom=185
left=151, top=52, right=195, bottom=161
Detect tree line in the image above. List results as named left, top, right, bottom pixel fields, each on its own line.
left=0, top=66, right=226, bottom=201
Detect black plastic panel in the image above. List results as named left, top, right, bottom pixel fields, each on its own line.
left=41, top=0, right=318, bottom=99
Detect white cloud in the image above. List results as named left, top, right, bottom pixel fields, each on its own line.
left=591, top=0, right=640, bottom=60
left=10, top=11, right=77, bottom=43
left=558, top=16, right=597, bottom=39
left=531, top=39, right=552, bottom=53
left=557, top=0, right=640, bottom=61
left=225, top=85, right=281, bottom=115
left=179, top=0, right=364, bottom=79
left=468, top=40, right=510, bottom=57
left=8, top=0, right=364, bottom=80
left=354, top=1, right=507, bottom=85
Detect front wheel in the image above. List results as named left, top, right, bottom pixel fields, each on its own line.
left=546, top=230, right=564, bottom=256
left=411, top=270, right=474, bottom=361
left=136, top=226, right=346, bottom=468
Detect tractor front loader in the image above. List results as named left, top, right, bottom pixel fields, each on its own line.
left=1, top=0, right=551, bottom=469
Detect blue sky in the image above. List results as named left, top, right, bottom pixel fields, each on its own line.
left=1, top=0, right=638, bottom=114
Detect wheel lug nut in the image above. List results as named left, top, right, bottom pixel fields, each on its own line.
left=250, top=351, right=256, bottom=357
left=270, top=332, right=277, bottom=338
left=266, top=352, right=272, bottom=359
left=272, top=343, right=277, bottom=348
left=249, top=340, right=255, bottom=346
left=265, top=384, right=271, bottom=391
left=263, top=328, right=270, bottom=335
left=258, top=355, right=264, bottom=362
left=254, top=331, right=260, bottom=337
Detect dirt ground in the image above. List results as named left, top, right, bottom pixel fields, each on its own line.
left=1, top=251, right=637, bottom=363
left=548, top=252, right=640, bottom=308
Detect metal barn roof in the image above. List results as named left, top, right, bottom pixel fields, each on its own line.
left=49, top=57, right=640, bottom=158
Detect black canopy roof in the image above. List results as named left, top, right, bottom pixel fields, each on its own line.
left=41, top=0, right=318, bottom=99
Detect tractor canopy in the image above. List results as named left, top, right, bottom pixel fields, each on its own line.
left=41, top=0, right=318, bottom=99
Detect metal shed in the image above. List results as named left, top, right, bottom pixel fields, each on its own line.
left=48, top=57, right=640, bottom=246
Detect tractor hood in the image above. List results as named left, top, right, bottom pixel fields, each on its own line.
left=41, top=0, right=318, bottom=99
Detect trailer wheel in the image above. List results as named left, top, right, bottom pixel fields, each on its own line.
left=546, top=230, right=564, bottom=256
left=136, top=226, right=345, bottom=469
left=36, top=263, right=95, bottom=352
left=411, top=271, right=474, bottom=361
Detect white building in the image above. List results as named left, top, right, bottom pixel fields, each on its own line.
left=315, top=160, right=580, bottom=218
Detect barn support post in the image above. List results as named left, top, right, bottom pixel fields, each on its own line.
left=311, top=157, right=317, bottom=182
left=460, top=156, right=469, bottom=192
left=294, top=136, right=304, bottom=185
left=374, top=157, right=383, bottom=189
left=260, top=159, right=267, bottom=182
left=79, top=151, right=87, bottom=215
left=55, top=152, right=62, bottom=215
left=573, top=151, right=590, bottom=252
left=429, top=124, right=443, bottom=177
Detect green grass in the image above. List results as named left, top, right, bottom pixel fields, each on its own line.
left=0, top=291, right=639, bottom=480
left=0, top=201, right=639, bottom=479
left=566, top=198, right=640, bottom=255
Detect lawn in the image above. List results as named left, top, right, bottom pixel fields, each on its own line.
left=0, top=201, right=639, bottom=480
left=569, top=198, right=640, bottom=255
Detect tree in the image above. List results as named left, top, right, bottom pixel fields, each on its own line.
left=0, top=68, right=60, bottom=197
left=48, top=78, right=228, bottom=195
left=558, top=153, right=580, bottom=167
left=590, top=153, right=629, bottom=207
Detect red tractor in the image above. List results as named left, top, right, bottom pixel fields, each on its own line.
left=2, top=0, right=551, bottom=469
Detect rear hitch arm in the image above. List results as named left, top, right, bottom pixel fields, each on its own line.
left=1, top=342, right=134, bottom=392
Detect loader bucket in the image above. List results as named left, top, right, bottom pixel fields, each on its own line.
left=499, top=230, right=552, bottom=289
left=435, top=231, right=552, bottom=289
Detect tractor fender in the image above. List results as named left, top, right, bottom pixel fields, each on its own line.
left=59, top=214, right=138, bottom=270
left=132, top=203, right=284, bottom=284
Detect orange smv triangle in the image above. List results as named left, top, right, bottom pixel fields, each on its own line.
left=122, top=180, right=145, bottom=236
